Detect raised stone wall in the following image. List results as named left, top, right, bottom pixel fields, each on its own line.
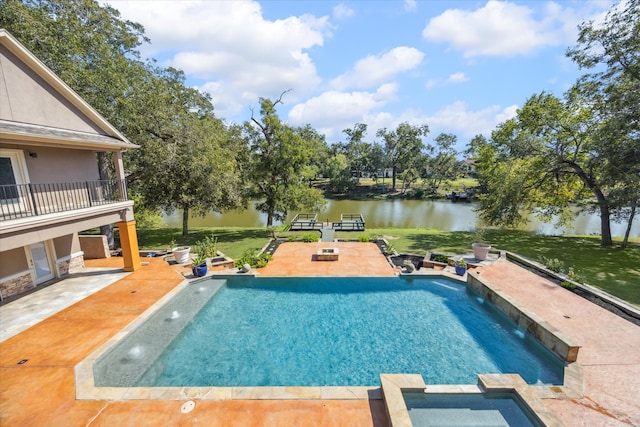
left=0, top=271, right=34, bottom=299
left=467, top=271, right=580, bottom=362
left=57, top=253, right=84, bottom=276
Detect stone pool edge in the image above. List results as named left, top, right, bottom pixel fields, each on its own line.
left=75, top=272, right=583, bottom=407
left=380, top=373, right=567, bottom=427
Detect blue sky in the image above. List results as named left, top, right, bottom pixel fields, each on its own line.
left=105, top=0, right=613, bottom=150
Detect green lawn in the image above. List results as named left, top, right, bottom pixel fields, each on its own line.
left=135, top=226, right=271, bottom=261
left=135, top=226, right=640, bottom=305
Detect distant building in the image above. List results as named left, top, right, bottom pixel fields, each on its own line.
left=0, top=29, right=141, bottom=300
left=461, top=159, right=477, bottom=177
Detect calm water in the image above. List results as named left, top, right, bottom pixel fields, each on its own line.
left=162, top=199, right=639, bottom=237
left=132, top=276, right=563, bottom=387
left=403, top=392, right=543, bottom=427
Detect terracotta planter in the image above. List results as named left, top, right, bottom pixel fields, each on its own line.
left=472, top=243, right=491, bottom=261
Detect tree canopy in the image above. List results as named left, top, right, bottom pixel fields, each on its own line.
left=472, top=0, right=639, bottom=247
left=245, top=95, right=325, bottom=226
left=376, top=122, right=429, bottom=191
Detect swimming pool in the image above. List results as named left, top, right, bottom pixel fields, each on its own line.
left=93, top=276, right=564, bottom=387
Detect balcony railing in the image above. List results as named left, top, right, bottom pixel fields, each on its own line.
left=0, top=179, right=128, bottom=221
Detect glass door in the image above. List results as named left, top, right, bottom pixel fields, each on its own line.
left=0, top=149, right=31, bottom=218
left=28, top=242, right=55, bottom=284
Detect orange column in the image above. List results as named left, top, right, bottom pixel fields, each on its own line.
left=117, top=220, right=141, bottom=272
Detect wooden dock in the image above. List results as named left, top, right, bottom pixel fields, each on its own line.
left=290, top=213, right=365, bottom=232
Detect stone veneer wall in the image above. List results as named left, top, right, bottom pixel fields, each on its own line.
left=57, top=252, right=84, bottom=276
left=0, top=271, right=35, bottom=300
left=0, top=253, right=84, bottom=300
left=467, top=271, right=580, bottom=363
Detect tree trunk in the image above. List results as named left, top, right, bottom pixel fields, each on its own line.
left=568, top=161, right=612, bottom=246
left=622, top=199, right=637, bottom=248
left=599, top=203, right=613, bottom=247
left=182, top=207, right=189, bottom=237
left=392, top=165, right=397, bottom=191
left=97, top=152, right=114, bottom=249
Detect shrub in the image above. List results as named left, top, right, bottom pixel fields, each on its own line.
left=433, top=255, right=449, bottom=263
left=234, top=250, right=272, bottom=269
left=358, top=234, right=370, bottom=242
left=195, top=235, right=218, bottom=258
left=301, top=233, right=318, bottom=243
left=541, top=257, right=565, bottom=273
left=384, top=242, right=396, bottom=255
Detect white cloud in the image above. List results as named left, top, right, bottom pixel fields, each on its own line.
left=330, top=47, right=424, bottom=90
left=108, top=1, right=330, bottom=116
left=333, top=3, right=354, bottom=20
left=425, top=72, right=468, bottom=90
left=404, top=0, right=417, bottom=12
left=422, top=1, right=580, bottom=57
left=447, top=72, right=469, bottom=84
left=425, top=101, right=518, bottom=138
left=288, top=84, right=398, bottom=140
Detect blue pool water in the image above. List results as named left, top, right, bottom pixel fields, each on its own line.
left=95, top=276, right=564, bottom=387
left=403, top=392, right=544, bottom=427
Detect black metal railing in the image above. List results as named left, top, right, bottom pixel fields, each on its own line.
left=0, top=179, right=128, bottom=221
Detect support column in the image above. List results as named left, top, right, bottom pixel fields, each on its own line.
left=117, top=220, right=141, bottom=272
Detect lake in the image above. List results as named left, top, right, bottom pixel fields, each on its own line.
left=162, top=199, right=639, bottom=237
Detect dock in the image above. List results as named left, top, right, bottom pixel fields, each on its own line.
left=290, top=213, right=365, bottom=232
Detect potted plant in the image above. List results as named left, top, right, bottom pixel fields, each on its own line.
left=172, top=245, right=191, bottom=264
left=472, top=243, right=491, bottom=260
left=191, top=255, right=208, bottom=277
left=454, top=259, right=467, bottom=276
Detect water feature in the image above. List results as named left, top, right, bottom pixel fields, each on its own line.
left=162, top=199, right=639, bottom=237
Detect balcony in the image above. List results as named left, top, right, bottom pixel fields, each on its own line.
left=0, top=180, right=128, bottom=221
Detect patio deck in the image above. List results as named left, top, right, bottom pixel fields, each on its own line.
left=1, top=243, right=638, bottom=426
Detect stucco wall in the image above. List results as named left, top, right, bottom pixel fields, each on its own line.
left=53, top=233, right=80, bottom=258
left=0, top=142, right=99, bottom=183
left=0, top=247, right=28, bottom=277
left=0, top=44, right=102, bottom=133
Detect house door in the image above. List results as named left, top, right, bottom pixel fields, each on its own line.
left=0, top=149, right=31, bottom=217
left=27, top=242, right=55, bottom=284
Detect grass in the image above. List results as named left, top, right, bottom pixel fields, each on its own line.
left=135, top=226, right=640, bottom=306
left=135, top=227, right=271, bottom=260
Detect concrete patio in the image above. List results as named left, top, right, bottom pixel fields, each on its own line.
left=1, top=242, right=638, bottom=426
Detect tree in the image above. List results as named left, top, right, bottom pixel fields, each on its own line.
left=424, top=133, right=461, bottom=193
left=245, top=94, right=325, bottom=226
left=127, top=68, right=245, bottom=236
left=376, top=122, right=429, bottom=191
left=567, top=0, right=640, bottom=247
left=476, top=92, right=615, bottom=246
left=296, top=124, right=329, bottom=182
left=324, top=153, right=354, bottom=193
left=339, top=123, right=370, bottom=182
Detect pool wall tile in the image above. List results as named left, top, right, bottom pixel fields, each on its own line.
left=467, top=271, right=580, bottom=362
left=478, top=374, right=567, bottom=427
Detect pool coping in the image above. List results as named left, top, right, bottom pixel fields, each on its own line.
left=75, top=272, right=583, bottom=409
left=380, top=373, right=567, bottom=427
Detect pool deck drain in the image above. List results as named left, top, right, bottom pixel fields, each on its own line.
left=1, top=243, right=639, bottom=426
